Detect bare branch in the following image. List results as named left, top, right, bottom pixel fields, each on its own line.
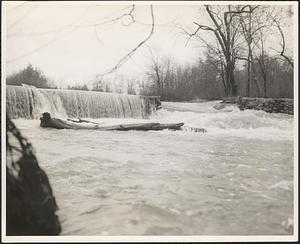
left=225, top=5, right=260, bottom=23
left=7, top=5, right=135, bottom=37
left=7, top=27, right=78, bottom=63
left=6, top=5, right=138, bottom=64
left=272, top=17, right=293, bottom=67
left=208, top=8, right=225, bottom=26
left=73, top=5, right=136, bottom=28
left=236, top=56, right=253, bottom=62
left=205, top=5, right=227, bottom=46
left=184, top=24, right=203, bottom=47
left=193, top=22, right=216, bottom=32
left=226, top=5, right=259, bottom=15
left=193, top=22, right=227, bottom=57
left=99, top=5, right=155, bottom=77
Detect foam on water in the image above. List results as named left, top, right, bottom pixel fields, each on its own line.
left=269, top=180, right=293, bottom=191
left=48, top=100, right=292, bottom=141
left=149, top=101, right=294, bottom=140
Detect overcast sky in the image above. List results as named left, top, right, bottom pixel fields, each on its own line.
left=3, top=1, right=295, bottom=88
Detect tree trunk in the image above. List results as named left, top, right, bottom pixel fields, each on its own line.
left=231, top=68, right=237, bottom=96
left=246, top=60, right=251, bottom=97
left=253, top=77, right=260, bottom=97
left=225, top=61, right=237, bottom=97
left=262, top=71, right=267, bottom=98
left=257, top=56, right=267, bottom=98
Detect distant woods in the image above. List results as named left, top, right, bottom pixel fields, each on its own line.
left=140, top=53, right=293, bottom=101
left=6, top=64, right=57, bottom=89
left=6, top=5, right=294, bottom=101
left=67, top=84, right=89, bottom=91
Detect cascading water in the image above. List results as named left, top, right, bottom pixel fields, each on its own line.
left=6, top=85, right=150, bottom=119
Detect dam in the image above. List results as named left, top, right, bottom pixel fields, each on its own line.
left=6, top=85, right=160, bottom=119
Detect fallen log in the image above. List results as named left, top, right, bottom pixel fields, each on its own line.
left=40, top=112, right=184, bottom=131
left=67, top=118, right=103, bottom=125
left=40, top=113, right=78, bottom=129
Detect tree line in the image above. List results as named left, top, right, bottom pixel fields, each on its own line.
left=6, top=64, right=57, bottom=89
left=139, top=52, right=293, bottom=101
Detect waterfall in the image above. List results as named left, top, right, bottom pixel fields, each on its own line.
left=6, top=85, right=153, bottom=119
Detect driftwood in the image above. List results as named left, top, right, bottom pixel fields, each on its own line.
left=40, top=113, right=184, bottom=131
left=66, top=117, right=207, bottom=133
left=67, top=118, right=102, bottom=125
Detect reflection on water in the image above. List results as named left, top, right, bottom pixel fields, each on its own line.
left=11, top=101, right=294, bottom=235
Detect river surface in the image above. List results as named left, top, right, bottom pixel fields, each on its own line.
left=11, top=101, right=294, bottom=235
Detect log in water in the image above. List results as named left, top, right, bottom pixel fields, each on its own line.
left=6, top=85, right=158, bottom=119
left=40, top=112, right=184, bottom=131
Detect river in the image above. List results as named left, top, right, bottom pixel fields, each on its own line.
left=11, top=101, right=294, bottom=236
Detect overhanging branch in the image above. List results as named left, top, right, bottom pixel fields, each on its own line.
left=98, top=5, right=155, bottom=76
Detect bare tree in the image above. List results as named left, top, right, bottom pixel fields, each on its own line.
left=185, top=5, right=258, bottom=97
left=239, top=6, right=260, bottom=97
left=146, top=50, right=166, bottom=97
left=254, top=29, right=269, bottom=98
left=238, top=5, right=279, bottom=97
left=203, top=41, right=227, bottom=95
left=249, top=6, right=293, bottom=98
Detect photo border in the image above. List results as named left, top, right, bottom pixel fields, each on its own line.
left=1, top=1, right=298, bottom=242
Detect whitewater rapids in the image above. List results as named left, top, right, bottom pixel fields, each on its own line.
left=11, top=101, right=294, bottom=235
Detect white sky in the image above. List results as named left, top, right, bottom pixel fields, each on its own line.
left=3, top=1, right=295, bottom=88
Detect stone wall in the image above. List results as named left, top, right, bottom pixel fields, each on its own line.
left=222, top=97, right=294, bottom=115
